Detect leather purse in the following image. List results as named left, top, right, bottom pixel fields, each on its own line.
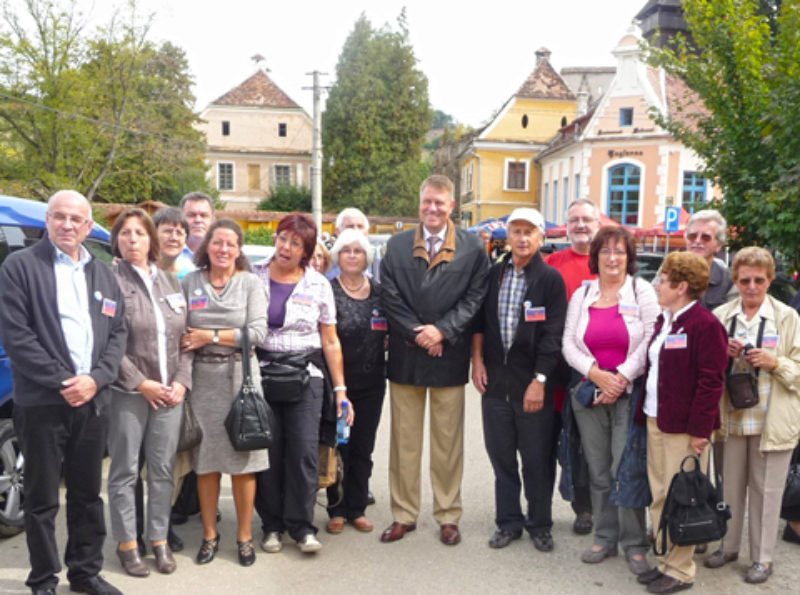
left=259, top=352, right=310, bottom=403
left=725, top=316, right=765, bottom=409
left=177, top=396, right=203, bottom=453
left=224, top=328, right=275, bottom=451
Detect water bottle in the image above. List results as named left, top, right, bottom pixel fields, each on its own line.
left=337, top=400, right=350, bottom=444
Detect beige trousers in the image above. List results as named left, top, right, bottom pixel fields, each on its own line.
left=720, top=434, right=793, bottom=563
left=647, top=418, right=708, bottom=584
left=388, top=382, right=465, bottom=525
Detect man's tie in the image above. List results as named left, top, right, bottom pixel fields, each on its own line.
left=427, top=236, right=440, bottom=261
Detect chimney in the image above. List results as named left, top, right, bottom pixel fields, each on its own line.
left=577, top=90, right=589, bottom=117
left=535, top=47, right=551, bottom=65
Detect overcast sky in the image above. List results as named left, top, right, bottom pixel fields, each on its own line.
left=113, top=0, right=649, bottom=127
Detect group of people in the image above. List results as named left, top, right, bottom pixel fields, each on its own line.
left=0, top=178, right=799, bottom=595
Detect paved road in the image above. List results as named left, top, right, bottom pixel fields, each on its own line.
left=0, top=383, right=794, bottom=594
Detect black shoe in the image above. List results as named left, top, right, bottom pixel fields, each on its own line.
left=32, top=589, right=56, bottom=595
left=237, top=539, right=256, bottom=566
left=488, top=528, right=522, bottom=549
left=573, top=512, right=593, bottom=535
left=646, top=575, right=692, bottom=593
left=367, top=490, right=376, bottom=506
left=196, top=534, right=220, bottom=565
left=69, top=575, right=123, bottom=595
left=168, top=524, right=184, bottom=552
left=531, top=531, right=554, bottom=552
left=638, top=567, right=665, bottom=585
left=783, top=522, right=800, bottom=545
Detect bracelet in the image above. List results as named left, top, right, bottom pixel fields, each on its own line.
left=333, top=385, right=347, bottom=392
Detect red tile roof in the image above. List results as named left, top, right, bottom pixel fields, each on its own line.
left=517, top=58, right=576, bottom=101
left=212, top=70, right=299, bottom=108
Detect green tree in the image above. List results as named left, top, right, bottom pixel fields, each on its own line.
left=647, top=0, right=800, bottom=262
left=257, top=184, right=311, bottom=212
left=323, top=11, right=432, bottom=216
left=0, top=0, right=211, bottom=203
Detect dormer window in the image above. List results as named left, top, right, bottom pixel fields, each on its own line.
left=619, top=108, right=633, bottom=127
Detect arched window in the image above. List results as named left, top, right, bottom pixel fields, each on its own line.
left=607, top=164, right=640, bottom=226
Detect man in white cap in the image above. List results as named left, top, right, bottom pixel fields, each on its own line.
left=471, top=207, right=567, bottom=552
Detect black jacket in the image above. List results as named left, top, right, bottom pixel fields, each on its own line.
left=0, top=235, right=127, bottom=409
left=477, top=251, right=567, bottom=400
left=380, top=222, right=488, bottom=387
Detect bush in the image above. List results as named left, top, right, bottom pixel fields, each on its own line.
left=258, top=185, right=311, bottom=212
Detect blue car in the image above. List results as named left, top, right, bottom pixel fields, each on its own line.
left=0, top=195, right=112, bottom=535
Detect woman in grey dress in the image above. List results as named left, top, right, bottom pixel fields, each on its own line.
left=180, top=219, right=268, bottom=567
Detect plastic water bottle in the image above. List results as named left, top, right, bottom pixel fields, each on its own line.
left=337, top=401, right=350, bottom=444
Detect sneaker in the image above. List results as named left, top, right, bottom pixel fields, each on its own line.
left=260, top=531, right=282, bottom=553
left=297, top=533, right=322, bottom=554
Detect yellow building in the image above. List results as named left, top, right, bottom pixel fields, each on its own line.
left=457, top=48, right=577, bottom=224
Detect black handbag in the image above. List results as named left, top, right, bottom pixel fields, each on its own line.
left=781, top=445, right=800, bottom=510
left=177, top=396, right=203, bottom=453
left=258, top=351, right=310, bottom=403
left=654, top=453, right=731, bottom=555
left=725, top=317, right=766, bottom=409
left=224, top=329, right=275, bottom=451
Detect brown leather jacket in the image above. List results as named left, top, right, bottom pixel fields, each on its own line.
left=113, top=260, right=193, bottom=392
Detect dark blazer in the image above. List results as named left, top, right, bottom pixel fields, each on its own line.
left=380, top=221, right=489, bottom=387
left=636, top=300, right=728, bottom=438
left=477, top=251, right=567, bottom=400
left=0, top=235, right=127, bottom=409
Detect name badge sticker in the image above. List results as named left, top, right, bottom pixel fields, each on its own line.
left=190, top=295, right=209, bottom=310
left=665, top=334, right=688, bottom=349
left=101, top=298, right=117, bottom=317
left=761, top=335, right=779, bottom=348
left=292, top=293, right=314, bottom=307
left=525, top=307, right=546, bottom=322
left=371, top=317, right=388, bottom=331
left=619, top=303, right=639, bottom=317
left=166, top=292, right=186, bottom=311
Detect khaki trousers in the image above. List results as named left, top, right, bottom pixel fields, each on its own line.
left=647, top=418, right=708, bottom=584
left=720, top=434, right=793, bottom=563
left=388, top=382, right=465, bottom=525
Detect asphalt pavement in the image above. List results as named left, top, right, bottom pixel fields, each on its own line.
left=0, top=382, right=794, bottom=594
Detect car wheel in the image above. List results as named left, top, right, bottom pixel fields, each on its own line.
left=0, top=418, right=24, bottom=536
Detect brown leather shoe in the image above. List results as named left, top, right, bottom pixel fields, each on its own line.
left=380, top=522, right=416, bottom=543
left=440, top=523, right=461, bottom=546
left=351, top=516, right=374, bottom=532
left=152, top=543, right=176, bottom=574
left=117, top=545, right=149, bottom=577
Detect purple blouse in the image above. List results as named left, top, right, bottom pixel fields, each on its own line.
left=268, top=279, right=296, bottom=329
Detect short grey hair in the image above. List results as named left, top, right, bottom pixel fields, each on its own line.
left=567, top=198, right=599, bottom=218
left=179, top=191, right=215, bottom=213
left=335, top=207, right=369, bottom=232
left=686, top=209, right=727, bottom=244
left=330, top=228, right=374, bottom=269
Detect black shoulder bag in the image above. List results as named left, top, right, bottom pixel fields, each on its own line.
left=725, top=316, right=766, bottom=409
left=225, top=328, right=275, bottom=451
left=653, top=453, right=731, bottom=555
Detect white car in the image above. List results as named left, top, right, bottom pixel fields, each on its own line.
left=242, top=244, right=275, bottom=264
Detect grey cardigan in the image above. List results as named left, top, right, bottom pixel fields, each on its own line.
left=113, top=260, right=193, bottom=392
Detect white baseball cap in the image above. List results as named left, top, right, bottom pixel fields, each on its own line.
left=507, top=208, right=545, bottom=233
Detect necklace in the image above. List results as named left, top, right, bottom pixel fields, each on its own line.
left=209, top=274, right=231, bottom=290
left=338, top=275, right=366, bottom=292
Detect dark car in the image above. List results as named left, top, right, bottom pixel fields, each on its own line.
left=0, top=195, right=112, bottom=536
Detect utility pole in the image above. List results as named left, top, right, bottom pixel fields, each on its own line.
left=304, top=71, right=328, bottom=233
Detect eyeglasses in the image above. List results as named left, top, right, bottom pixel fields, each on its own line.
left=48, top=212, right=89, bottom=226
left=598, top=248, right=627, bottom=257
left=158, top=227, right=186, bottom=238
left=567, top=217, right=597, bottom=225
left=340, top=247, right=365, bottom=256
left=686, top=232, right=715, bottom=242
left=737, top=276, right=768, bottom=286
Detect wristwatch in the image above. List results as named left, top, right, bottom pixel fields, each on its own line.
left=212, top=329, right=220, bottom=344
left=535, top=373, right=547, bottom=383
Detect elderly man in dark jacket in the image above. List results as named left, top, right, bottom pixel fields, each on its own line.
left=0, top=190, right=127, bottom=595
left=471, top=208, right=567, bottom=552
left=379, top=175, right=489, bottom=546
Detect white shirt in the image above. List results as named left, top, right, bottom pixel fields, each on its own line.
left=422, top=224, right=447, bottom=257
left=53, top=242, right=93, bottom=375
left=644, top=300, right=696, bottom=417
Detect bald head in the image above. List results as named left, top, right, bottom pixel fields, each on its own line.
left=46, top=190, right=93, bottom=261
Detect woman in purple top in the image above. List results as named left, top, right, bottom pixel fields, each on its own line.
left=562, top=226, right=659, bottom=576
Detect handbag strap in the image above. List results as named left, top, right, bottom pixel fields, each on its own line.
left=726, top=316, right=767, bottom=379
left=241, top=326, right=252, bottom=381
